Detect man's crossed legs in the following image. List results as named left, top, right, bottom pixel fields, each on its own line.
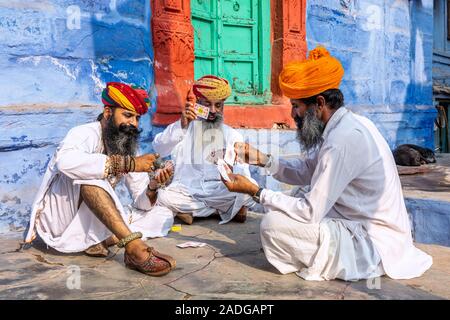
left=80, top=184, right=176, bottom=276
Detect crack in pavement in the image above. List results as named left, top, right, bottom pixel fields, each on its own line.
left=166, top=246, right=218, bottom=285
left=164, top=283, right=193, bottom=300
left=0, top=249, right=22, bottom=255
left=31, top=253, right=65, bottom=267
left=0, top=242, right=23, bottom=255
left=338, top=282, right=352, bottom=300
left=161, top=246, right=263, bottom=298
left=0, top=268, right=67, bottom=291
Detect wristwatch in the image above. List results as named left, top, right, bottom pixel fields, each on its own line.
left=252, top=187, right=264, bottom=203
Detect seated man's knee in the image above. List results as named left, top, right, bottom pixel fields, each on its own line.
left=260, top=211, right=280, bottom=235
left=79, top=184, right=115, bottom=210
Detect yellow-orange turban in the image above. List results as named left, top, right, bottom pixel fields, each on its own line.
left=279, top=46, right=344, bottom=99
left=193, top=75, right=232, bottom=101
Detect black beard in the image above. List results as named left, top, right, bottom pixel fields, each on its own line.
left=205, top=112, right=224, bottom=124
left=295, top=106, right=325, bottom=152
left=103, top=116, right=141, bottom=156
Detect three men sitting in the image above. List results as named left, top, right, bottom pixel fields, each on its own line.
left=25, top=48, right=432, bottom=281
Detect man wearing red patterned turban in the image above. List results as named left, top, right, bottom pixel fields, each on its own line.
left=220, top=47, right=432, bottom=282
left=153, top=75, right=257, bottom=225
left=25, top=82, right=177, bottom=277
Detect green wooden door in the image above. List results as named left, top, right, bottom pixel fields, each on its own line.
left=191, top=0, right=270, bottom=104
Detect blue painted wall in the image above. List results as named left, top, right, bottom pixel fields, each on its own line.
left=306, top=0, right=436, bottom=149
left=0, top=0, right=155, bottom=233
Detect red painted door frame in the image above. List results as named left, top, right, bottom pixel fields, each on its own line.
left=151, top=0, right=307, bottom=128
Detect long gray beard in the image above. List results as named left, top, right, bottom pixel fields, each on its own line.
left=187, top=117, right=226, bottom=164
left=103, top=118, right=139, bottom=156
left=296, top=106, right=325, bottom=152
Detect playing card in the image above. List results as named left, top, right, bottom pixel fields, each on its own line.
left=217, top=159, right=231, bottom=182
left=224, top=146, right=236, bottom=166
left=194, top=103, right=210, bottom=119
left=176, top=241, right=207, bottom=248
left=206, top=148, right=225, bottom=164
left=206, top=146, right=236, bottom=165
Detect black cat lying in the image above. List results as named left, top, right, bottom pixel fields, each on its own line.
left=393, top=144, right=436, bottom=166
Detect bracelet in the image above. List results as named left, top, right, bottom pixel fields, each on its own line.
left=107, top=155, right=135, bottom=176
left=117, top=231, right=143, bottom=248
left=130, top=156, right=136, bottom=172
left=104, top=157, right=112, bottom=178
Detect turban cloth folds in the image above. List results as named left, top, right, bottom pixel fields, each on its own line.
left=279, top=46, right=344, bottom=99
left=193, top=75, right=232, bottom=101
left=102, top=82, right=150, bottom=115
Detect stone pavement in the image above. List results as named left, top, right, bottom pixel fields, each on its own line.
left=0, top=212, right=449, bottom=300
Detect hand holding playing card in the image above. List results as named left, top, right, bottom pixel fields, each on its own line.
left=181, top=89, right=197, bottom=129
left=219, top=161, right=259, bottom=196
left=207, top=146, right=237, bottom=165
left=148, top=160, right=174, bottom=190
left=194, top=103, right=210, bottom=120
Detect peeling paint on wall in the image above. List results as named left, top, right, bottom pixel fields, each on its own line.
left=306, top=0, right=435, bottom=149
left=0, top=0, right=155, bottom=232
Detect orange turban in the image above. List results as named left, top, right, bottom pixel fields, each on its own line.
left=193, top=75, right=232, bottom=101
left=279, top=46, right=344, bottom=99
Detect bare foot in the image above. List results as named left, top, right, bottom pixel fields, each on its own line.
left=85, top=242, right=109, bottom=257
left=232, top=206, right=247, bottom=223
left=176, top=212, right=194, bottom=225
left=104, top=235, right=119, bottom=247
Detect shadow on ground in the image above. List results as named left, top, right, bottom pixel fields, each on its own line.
left=1, top=212, right=449, bottom=300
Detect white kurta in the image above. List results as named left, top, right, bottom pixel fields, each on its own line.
left=260, top=107, right=432, bottom=281
left=153, top=120, right=256, bottom=224
left=24, top=122, right=174, bottom=253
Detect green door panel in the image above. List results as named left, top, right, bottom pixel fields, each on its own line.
left=222, top=0, right=254, bottom=20
left=221, top=25, right=254, bottom=54
left=191, top=0, right=270, bottom=104
left=191, top=0, right=214, bottom=15
left=194, top=57, right=216, bottom=80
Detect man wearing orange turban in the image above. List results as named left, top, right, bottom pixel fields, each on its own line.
left=25, top=82, right=178, bottom=277
left=220, top=46, right=432, bottom=282
left=279, top=46, right=344, bottom=100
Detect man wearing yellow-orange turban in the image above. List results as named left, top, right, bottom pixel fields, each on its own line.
left=25, top=82, right=178, bottom=277
left=153, top=75, right=256, bottom=225
left=220, top=46, right=432, bottom=282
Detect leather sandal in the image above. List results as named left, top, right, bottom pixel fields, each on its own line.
left=124, top=247, right=176, bottom=277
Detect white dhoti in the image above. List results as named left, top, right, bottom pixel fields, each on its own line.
left=25, top=122, right=176, bottom=252
left=34, top=176, right=174, bottom=253
left=157, top=182, right=252, bottom=224
left=260, top=188, right=385, bottom=281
